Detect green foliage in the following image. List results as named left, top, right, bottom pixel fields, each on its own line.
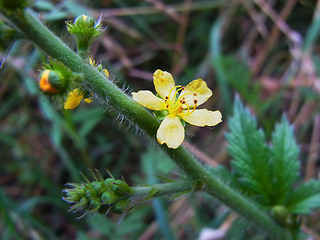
left=227, top=98, right=320, bottom=218
left=269, top=116, right=300, bottom=204
left=2, top=0, right=320, bottom=238
left=217, top=55, right=261, bottom=107
left=226, top=97, right=272, bottom=202
left=285, top=180, right=320, bottom=214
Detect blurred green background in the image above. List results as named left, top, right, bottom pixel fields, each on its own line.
left=1, top=0, right=320, bottom=239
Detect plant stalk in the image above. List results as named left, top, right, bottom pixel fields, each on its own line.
left=0, top=8, right=291, bottom=239
left=133, top=182, right=192, bottom=198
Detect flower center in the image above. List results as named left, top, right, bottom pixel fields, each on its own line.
left=164, top=86, right=198, bottom=116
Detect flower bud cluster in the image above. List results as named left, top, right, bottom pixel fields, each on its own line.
left=63, top=176, right=134, bottom=215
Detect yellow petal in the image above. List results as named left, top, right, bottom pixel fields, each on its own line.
left=64, top=89, right=83, bottom=109
left=84, top=97, right=92, bottom=103
left=157, top=116, right=184, bottom=149
left=180, top=109, right=222, bottom=127
left=104, top=69, right=110, bottom=78
left=180, top=79, right=212, bottom=107
left=132, top=90, right=166, bottom=110
left=153, top=69, right=175, bottom=99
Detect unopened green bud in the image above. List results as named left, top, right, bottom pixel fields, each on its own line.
left=104, top=178, right=114, bottom=187
left=101, top=191, right=118, bottom=204
left=271, top=205, right=288, bottom=218
left=271, top=205, right=289, bottom=225
left=111, top=199, right=129, bottom=214
left=91, top=181, right=104, bottom=194
left=112, top=180, right=134, bottom=195
left=66, top=14, right=104, bottom=55
left=67, top=14, right=103, bottom=37
left=65, top=190, right=81, bottom=202
left=85, top=188, right=98, bottom=200
left=89, top=199, right=101, bottom=211
left=74, top=15, right=95, bottom=30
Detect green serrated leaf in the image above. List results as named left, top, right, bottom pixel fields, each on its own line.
left=226, top=97, right=272, bottom=201
left=269, top=115, right=300, bottom=204
left=285, top=179, right=320, bottom=214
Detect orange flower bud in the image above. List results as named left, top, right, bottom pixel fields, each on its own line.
left=39, top=70, right=59, bottom=94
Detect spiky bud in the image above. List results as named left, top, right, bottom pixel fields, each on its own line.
left=63, top=175, right=134, bottom=216
left=66, top=15, right=104, bottom=55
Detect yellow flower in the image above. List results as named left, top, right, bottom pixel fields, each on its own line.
left=64, top=88, right=92, bottom=109
left=64, top=58, right=110, bottom=110
left=132, top=69, right=222, bottom=149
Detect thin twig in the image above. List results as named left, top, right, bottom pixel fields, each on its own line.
left=144, top=0, right=182, bottom=23
left=240, top=0, right=268, bottom=38
left=172, top=0, right=192, bottom=75
left=252, top=0, right=299, bottom=75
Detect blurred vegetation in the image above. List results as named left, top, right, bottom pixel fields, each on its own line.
left=0, top=0, right=320, bottom=239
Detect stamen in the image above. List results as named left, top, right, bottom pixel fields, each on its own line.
left=193, top=93, right=197, bottom=96
left=173, top=86, right=184, bottom=101
left=177, top=92, right=193, bottom=102
left=167, top=85, right=182, bottom=101
left=188, top=102, right=197, bottom=115
left=180, top=101, right=198, bottom=117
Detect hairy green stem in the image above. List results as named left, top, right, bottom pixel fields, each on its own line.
left=0, top=8, right=291, bottom=239
left=133, top=182, right=192, bottom=198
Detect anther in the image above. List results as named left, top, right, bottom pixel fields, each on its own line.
left=193, top=99, right=198, bottom=104
left=165, top=96, right=168, bottom=99
left=193, top=93, right=197, bottom=96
